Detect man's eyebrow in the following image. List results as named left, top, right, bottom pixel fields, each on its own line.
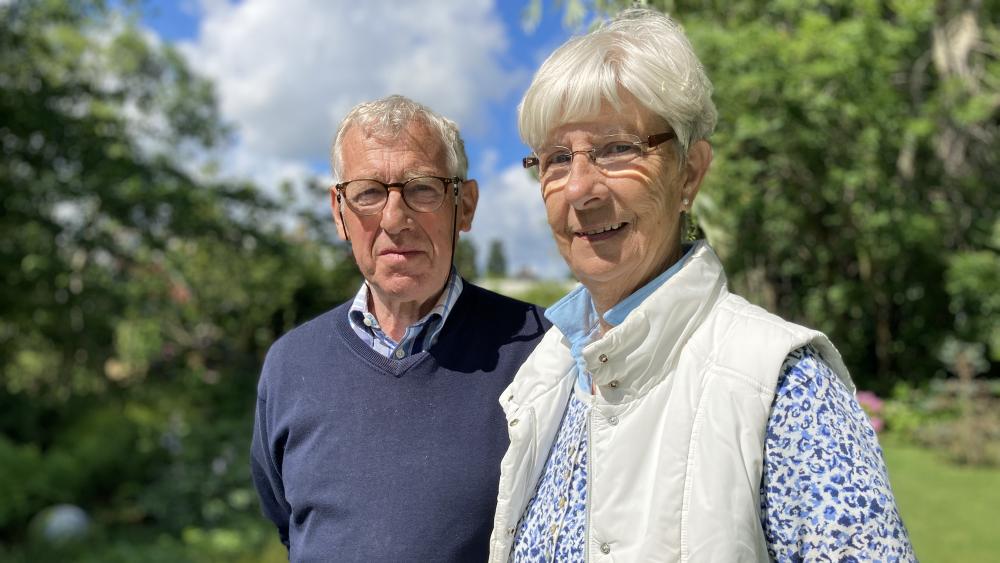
left=402, top=170, right=446, bottom=180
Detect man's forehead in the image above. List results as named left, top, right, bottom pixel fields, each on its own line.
left=341, top=121, right=448, bottom=177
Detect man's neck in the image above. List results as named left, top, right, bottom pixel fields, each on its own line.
left=368, top=282, right=447, bottom=343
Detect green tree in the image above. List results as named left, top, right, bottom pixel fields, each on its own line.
left=454, top=238, right=479, bottom=279
left=0, top=0, right=358, bottom=558
left=531, top=0, right=999, bottom=391
left=486, top=239, right=509, bottom=278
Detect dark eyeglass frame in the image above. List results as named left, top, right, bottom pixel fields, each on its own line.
left=522, top=131, right=677, bottom=170
left=333, top=175, right=463, bottom=216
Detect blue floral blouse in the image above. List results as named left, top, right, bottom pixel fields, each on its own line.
left=509, top=345, right=915, bottom=562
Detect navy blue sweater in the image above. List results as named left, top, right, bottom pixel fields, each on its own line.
left=251, top=283, right=549, bottom=562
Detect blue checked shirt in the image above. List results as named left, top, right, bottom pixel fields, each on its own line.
left=347, top=269, right=463, bottom=359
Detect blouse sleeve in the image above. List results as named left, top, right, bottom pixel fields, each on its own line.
left=760, top=345, right=915, bottom=562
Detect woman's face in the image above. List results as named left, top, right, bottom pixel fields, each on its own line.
left=538, top=100, right=708, bottom=308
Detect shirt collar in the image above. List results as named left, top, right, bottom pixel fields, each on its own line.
left=544, top=244, right=695, bottom=390
left=546, top=244, right=695, bottom=339
left=348, top=268, right=464, bottom=357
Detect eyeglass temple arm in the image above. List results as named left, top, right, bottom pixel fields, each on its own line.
left=646, top=131, right=676, bottom=148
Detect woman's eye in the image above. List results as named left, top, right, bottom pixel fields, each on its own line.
left=547, top=152, right=572, bottom=166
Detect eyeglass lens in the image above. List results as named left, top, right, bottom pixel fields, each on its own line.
left=539, top=136, right=644, bottom=175
left=343, top=176, right=448, bottom=215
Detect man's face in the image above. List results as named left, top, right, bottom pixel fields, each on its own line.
left=332, top=121, right=477, bottom=311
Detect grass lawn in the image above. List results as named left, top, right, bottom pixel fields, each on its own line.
left=882, top=440, right=1000, bottom=562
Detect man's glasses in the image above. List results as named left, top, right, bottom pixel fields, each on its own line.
left=334, top=175, right=461, bottom=215
left=523, top=131, right=675, bottom=180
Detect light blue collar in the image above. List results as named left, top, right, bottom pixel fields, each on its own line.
left=545, top=244, right=695, bottom=392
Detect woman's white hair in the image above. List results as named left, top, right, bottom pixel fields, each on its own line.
left=331, top=94, right=469, bottom=180
left=518, top=8, right=717, bottom=159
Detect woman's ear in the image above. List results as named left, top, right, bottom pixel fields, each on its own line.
left=681, top=140, right=713, bottom=206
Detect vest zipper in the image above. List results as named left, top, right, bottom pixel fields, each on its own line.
left=584, top=394, right=595, bottom=563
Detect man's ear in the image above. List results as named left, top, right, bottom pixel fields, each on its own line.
left=681, top=140, right=712, bottom=208
left=331, top=188, right=348, bottom=241
left=457, top=179, right=479, bottom=232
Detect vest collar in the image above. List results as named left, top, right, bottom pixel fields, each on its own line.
left=509, top=241, right=729, bottom=406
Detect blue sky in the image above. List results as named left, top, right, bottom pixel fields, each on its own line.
left=137, top=0, right=579, bottom=278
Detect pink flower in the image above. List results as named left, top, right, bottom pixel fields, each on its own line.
left=856, top=390, right=885, bottom=433
left=870, top=417, right=884, bottom=433
left=856, top=390, right=884, bottom=413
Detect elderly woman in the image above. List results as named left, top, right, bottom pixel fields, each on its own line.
left=489, top=9, right=914, bottom=563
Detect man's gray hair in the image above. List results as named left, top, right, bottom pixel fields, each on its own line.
left=331, top=95, right=469, bottom=180
left=518, top=8, right=717, bottom=159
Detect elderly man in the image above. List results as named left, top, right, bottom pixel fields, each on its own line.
left=251, top=95, right=548, bottom=562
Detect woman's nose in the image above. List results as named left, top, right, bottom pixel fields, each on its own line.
left=563, top=152, right=608, bottom=209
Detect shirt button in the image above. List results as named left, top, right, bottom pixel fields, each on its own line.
left=362, top=316, right=373, bottom=327
left=600, top=542, right=611, bottom=554
left=509, top=419, right=519, bottom=427
left=598, top=353, right=609, bottom=363
left=608, top=415, right=619, bottom=426
left=394, top=349, right=405, bottom=359
left=609, top=379, right=619, bottom=388
left=507, top=527, right=516, bottom=536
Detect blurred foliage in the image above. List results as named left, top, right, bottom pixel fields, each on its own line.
left=486, top=239, right=509, bottom=278
left=538, top=0, right=999, bottom=393
left=0, top=0, right=359, bottom=558
left=454, top=237, right=479, bottom=280
left=883, top=378, right=1000, bottom=466
left=508, top=280, right=578, bottom=308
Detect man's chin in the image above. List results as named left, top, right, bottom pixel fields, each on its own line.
left=369, top=271, right=446, bottom=305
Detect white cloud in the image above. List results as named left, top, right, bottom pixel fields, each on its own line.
left=165, top=0, right=567, bottom=278
left=181, top=0, right=517, bottom=163
left=468, top=158, right=567, bottom=279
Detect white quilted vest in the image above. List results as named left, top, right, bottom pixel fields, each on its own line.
left=489, top=242, right=853, bottom=562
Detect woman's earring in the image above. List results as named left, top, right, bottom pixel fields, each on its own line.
left=686, top=212, right=699, bottom=241
left=681, top=199, right=698, bottom=242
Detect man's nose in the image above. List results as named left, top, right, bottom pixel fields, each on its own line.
left=379, top=189, right=411, bottom=233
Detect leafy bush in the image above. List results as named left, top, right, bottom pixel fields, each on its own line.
left=883, top=379, right=1000, bottom=467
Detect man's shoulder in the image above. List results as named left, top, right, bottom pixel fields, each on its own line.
left=462, top=280, right=539, bottom=307
left=263, top=301, right=351, bottom=364
left=459, top=281, right=551, bottom=330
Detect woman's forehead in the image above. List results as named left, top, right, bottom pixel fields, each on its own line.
left=543, top=102, right=664, bottom=145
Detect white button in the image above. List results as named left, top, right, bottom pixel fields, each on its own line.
left=394, top=349, right=405, bottom=359
left=600, top=542, right=611, bottom=554
left=598, top=353, right=609, bottom=363
left=608, top=415, right=619, bottom=426
left=609, top=379, right=619, bottom=388
left=362, top=316, right=373, bottom=327
left=507, top=527, right=516, bottom=535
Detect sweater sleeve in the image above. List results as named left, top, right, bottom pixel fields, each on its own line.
left=760, top=345, right=915, bottom=562
left=250, top=385, right=291, bottom=551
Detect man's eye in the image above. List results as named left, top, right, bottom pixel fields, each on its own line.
left=406, top=182, right=442, bottom=203
left=352, top=187, right=384, bottom=204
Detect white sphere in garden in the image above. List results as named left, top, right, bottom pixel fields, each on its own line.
left=29, top=504, right=91, bottom=544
